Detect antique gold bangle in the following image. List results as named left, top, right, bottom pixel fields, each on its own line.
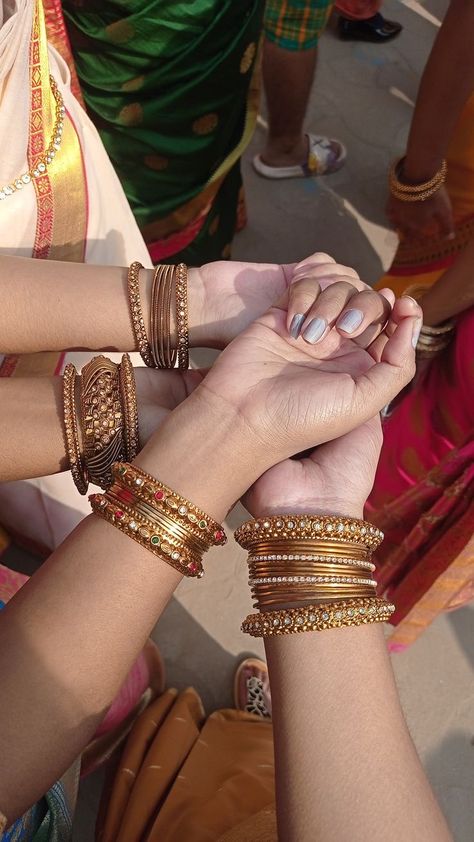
left=90, top=463, right=226, bottom=577
left=389, top=157, right=447, bottom=203
left=242, top=598, right=395, bottom=637
left=81, top=356, right=125, bottom=489
left=119, top=353, right=139, bottom=461
left=112, top=462, right=226, bottom=547
left=175, top=263, right=189, bottom=369
left=127, top=261, right=155, bottom=367
left=63, top=363, right=88, bottom=495
left=90, top=492, right=203, bottom=577
left=235, top=515, right=383, bottom=552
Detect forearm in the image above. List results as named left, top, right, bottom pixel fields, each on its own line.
left=266, top=626, right=451, bottom=841
left=0, top=368, right=189, bottom=481
left=0, top=255, right=207, bottom=353
left=404, top=0, right=474, bottom=181
left=0, top=395, right=256, bottom=821
left=420, top=235, right=474, bottom=324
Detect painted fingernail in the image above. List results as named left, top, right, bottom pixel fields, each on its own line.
left=289, top=313, right=305, bottom=339
left=303, top=317, right=327, bottom=344
left=337, top=308, right=364, bottom=334
left=412, top=318, right=422, bottom=348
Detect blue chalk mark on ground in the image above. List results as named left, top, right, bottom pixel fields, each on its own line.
left=354, top=46, right=389, bottom=67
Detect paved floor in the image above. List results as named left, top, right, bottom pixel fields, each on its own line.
left=75, top=2, right=474, bottom=838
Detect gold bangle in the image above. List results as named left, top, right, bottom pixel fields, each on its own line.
left=249, top=553, right=375, bottom=571
left=176, top=263, right=189, bottom=369
left=112, top=462, right=227, bottom=547
left=151, top=264, right=177, bottom=369
left=389, top=157, right=447, bottom=202
left=81, top=356, right=125, bottom=489
left=63, top=363, right=88, bottom=495
left=235, top=515, right=383, bottom=551
left=119, top=353, right=139, bottom=461
left=127, top=261, right=155, bottom=368
left=242, top=598, right=395, bottom=637
left=90, top=492, right=204, bottom=577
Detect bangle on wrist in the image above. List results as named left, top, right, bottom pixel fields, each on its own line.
left=90, top=462, right=226, bottom=578
left=389, top=156, right=447, bottom=202
left=236, top=514, right=394, bottom=636
left=127, top=261, right=189, bottom=369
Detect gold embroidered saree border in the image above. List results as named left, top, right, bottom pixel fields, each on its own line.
left=2, top=0, right=89, bottom=379
left=30, top=0, right=87, bottom=264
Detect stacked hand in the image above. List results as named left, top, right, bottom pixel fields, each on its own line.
left=139, top=252, right=421, bottom=518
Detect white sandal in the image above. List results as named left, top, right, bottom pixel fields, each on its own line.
left=253, top=132, right=346, bottom=179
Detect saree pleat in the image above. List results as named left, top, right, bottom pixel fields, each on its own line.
left=63, top=0, right=265, bottom=263
left=97, top=690, right=275, bottom=842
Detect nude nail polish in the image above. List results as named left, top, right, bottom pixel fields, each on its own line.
left=412, top=318, right=422, bottom=348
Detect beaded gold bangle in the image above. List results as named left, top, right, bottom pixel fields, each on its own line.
left=389, top=157, right=447, bottom=203
left=235, top=515, right=383, bottom=552
left=81, top=356, right=125, bottom=489
left=127, top=261, right=155, bottom=368
left=175, top=263, right=189, bottom=369
left=112, top=462, right=227, bottom=547
left=119, top=353, right=139, bottom=461
left=242, top=598, right=395, bottom=637
left=63, top=363, right=88, bottom=495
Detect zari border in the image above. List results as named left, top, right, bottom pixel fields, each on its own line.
left=0, top=0, right=89, bottom=378
left=30, top=0, right=87, bottom=264
left=43, top=0, right=85, bottom=107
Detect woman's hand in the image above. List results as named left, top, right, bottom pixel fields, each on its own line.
left=386, top=185, right=455, bottom=240
left=195, top=253, right=393, bottom=348
left=134, top=366, right=204, bottom=447
left=243, top=296, right=422, bottom=520
left=193, top=288, right=421, bottom=472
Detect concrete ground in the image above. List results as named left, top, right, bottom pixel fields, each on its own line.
left=75, top=1, right=474, bottom=838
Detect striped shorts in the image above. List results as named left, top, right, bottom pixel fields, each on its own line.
left=264, top=0, right=334, bottom=50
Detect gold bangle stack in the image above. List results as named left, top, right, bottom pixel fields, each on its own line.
left=236, top=514, right=393, bottom=636
left=62, top=355, right=139, bottom=494
left=90, top=462, right=226, bottom=578
left=127, top=261, right=190, bottom=369
left=151, top=264, right=177, bottom=369
left=389, top=156, right=447, bottom=202
left=416, top=320, right=456, bottom=357
left=63, top=363, right=88, bottom=495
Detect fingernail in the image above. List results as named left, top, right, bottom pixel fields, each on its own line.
left=337, top=308, right=364, bottom=334
left=303, top=317, right=327, bottom=344
left=289, top=313, right=305, bottom=339
left=412, top=318, right=422, bottom=348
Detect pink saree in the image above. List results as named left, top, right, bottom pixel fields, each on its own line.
left=366, top=307, right=474, bottom=649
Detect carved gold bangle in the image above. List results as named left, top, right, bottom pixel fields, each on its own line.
left=63, top=363, right=88, bottom=495
left=81, top=356, right=125, bottom=489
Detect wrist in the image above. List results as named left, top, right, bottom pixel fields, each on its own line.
left=134, top=386, right=263, bottom=521
left=401, top=153, right=445, bottom=185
